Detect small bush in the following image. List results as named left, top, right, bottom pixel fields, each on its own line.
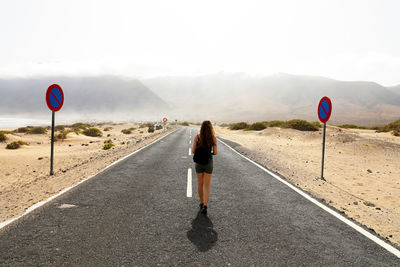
left=103, top=143, right=114, bottom=150
left=338, top=124, right=368, bottom=129
left=266, top=120, right=286, bottom=127
left=104, top=139, right=113, bottom=144
left=30, top=127, right=47, bottom=134
left=104, top=127, right=113, bottom=131
left=375, top=119, right=400, bottom=134
left=6, top=142, right=20, bottom=149
left=312, top=121, right=322, bottom=128
left=15, top=127, right=31, bottom=133
left=6, top=141, right=28, bottom=149
left=55, top=125, right=65, bottom=131
left=285, top=120, right=319, bottom=131
left=71, top=123, right=92, bottom=131
left=245, top=122, right=267, bottom=131
left=17, top=140, right=29, bottom=146
left=180, top=122, right=190, bottom=126
left=393, top=130, right=400, bottom=136
left=229, top=122, right=249, bottom=130
left=54, top=130, right=71, bottom=141
left=83, top=128, right=103, bottom=137
left=0, top=132, right=7, bottom=142
left=107, top=134, right=111, bottom=137
left=121, top=128, right=135, bottom=134
left=219, top=123, right=231, bottom=127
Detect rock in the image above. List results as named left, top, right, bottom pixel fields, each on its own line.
left=353, top=201, right=358, bottom=205
left=89, top=141, right=94, bottom=143
left=121, top=141, right=125, bottom=145
left=389, top=235, right=393, bottom=238
left=85, top=144, right=89, bottom=146
left=367, top=169, right=372, bottom=173
left=38, top=157, right=43, bottom=160
left=81, top=144, right=85, bottom=146
left=69, top=144, right=72, bottom=147
left=375, top=207, right=381, bottom=210
left=363, top=201, right=375, bottom=207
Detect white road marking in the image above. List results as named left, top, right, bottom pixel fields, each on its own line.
left=187, top=168, right=192, bottom=197
left=189, top=140, right=191, bottom=144
left=189, top=148, right=191, bottom=156
left=58, top=204, right=77, bottom=209
left=218, top=138, right=400, bottom=259
left=0, top=130, right=178, bottom=231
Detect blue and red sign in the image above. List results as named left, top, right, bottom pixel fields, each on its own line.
left=46, top=84, right=64, bottom=112
left=317, top=96, right=332, bottom=123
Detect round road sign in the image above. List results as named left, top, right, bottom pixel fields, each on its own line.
left=163, top=117, right=167, bottom=123
left=317, top=96, right=332, bottom=123
left=46, top=84, right=64, bottom=112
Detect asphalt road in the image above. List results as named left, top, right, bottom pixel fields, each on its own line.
left=1, top=127, right=399, bottom=266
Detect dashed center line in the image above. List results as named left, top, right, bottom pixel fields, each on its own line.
left=187, top=168, right=192, bottom=197
left=188, top=148, right=191, bottom=156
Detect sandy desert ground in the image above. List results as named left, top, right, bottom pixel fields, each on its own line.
left=0, top=123, right=176, bottom=224
left=215, top=126, right=400, bottom=247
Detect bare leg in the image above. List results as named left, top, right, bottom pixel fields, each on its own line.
left=197, top=173, right=205, bottom=204
left=203, top=173, right=212, bottom=206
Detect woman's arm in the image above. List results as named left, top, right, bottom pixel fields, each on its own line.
left=212, top=136, right=218, bottom=155
left=192, top=135, right=198, bottom=154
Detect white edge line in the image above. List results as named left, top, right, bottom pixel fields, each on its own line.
left=188, top=148, right=191, bottom=156
left=187, top=168, right=192, bottom=198
left=217, top=138, right=400, bottom=258
left=0, top=129, right=178, bottom=231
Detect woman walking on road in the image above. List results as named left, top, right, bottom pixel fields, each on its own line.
left=192, top=120, right=218, bottom=215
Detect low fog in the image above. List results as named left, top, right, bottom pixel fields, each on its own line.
left=1, top=73, right=400, bottom=127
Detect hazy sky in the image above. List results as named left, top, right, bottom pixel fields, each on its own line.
left=1, top=0, right=399, bottom=85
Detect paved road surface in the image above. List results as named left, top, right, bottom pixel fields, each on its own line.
left=1, top=127, right=399, bottom=266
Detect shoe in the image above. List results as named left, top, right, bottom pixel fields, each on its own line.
left=199, top=203, right=204, bottom=210
left=201, top=205, right=207, bottom=215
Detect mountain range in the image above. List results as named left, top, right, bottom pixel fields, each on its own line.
left=0, top=76, right=168, bottom=122
left=0, top=73, right=399, bottom=126
left=144, top=73, right=400, bottom=125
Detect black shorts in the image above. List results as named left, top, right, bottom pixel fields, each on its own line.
left=195, top=160, right=213, bottom=174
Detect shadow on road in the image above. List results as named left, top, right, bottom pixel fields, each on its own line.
left=187, top=211, right=218, bottom=252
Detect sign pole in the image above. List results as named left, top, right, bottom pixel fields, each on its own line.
left=317, top=96, right=332, bottom=181
left=50, top=111, right=55, bottom=175
left=46, top=84, right=64, bottom=176
left=321, top=122, right=326, bottom=181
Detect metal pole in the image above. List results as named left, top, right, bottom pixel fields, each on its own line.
left=50, top=111, right=55, bottom=176
left=321, top=122, right=326, bottom=180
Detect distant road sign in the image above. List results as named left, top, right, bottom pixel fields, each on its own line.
left=46, top=84, right=64, bottom=112
left=163, top=117, right=167, bottom=123
left=318, top=96, right=332, bottom=123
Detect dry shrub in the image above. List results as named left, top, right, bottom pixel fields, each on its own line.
left=83, top=128, right=103, bottom=137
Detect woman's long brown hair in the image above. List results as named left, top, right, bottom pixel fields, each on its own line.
left=199, top=120, right=215, bottom=147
